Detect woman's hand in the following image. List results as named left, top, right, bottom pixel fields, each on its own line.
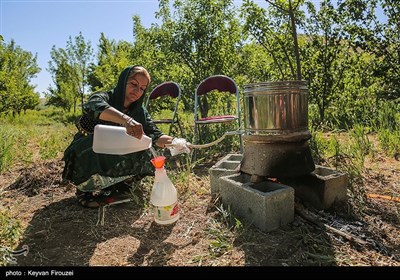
left=166, top=137, right=192, bottom=156
left=98, top=108, right=144, bottom=139
left=122, top=116, right=144, bottom=139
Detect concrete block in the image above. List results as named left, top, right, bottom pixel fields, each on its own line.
left=280, top=165, right=348, bottom=210
left=209, top=154, right=242, bottom=195
left=219, top=173, right=294, bottom=232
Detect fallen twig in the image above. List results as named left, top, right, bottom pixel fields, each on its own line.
left=367, top=193, right=400, bottom=203
left=294, top=205, right=367, bottom=246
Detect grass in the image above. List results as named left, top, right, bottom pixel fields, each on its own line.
left=378, top=128, right=400, bottom=158
left=0, top=209, right=22, bottom=266
left=0, top=108, right=77, bottom=170
left=0, top=125, right=17, bottom=173
left=0, top=106, right=399, bottom=265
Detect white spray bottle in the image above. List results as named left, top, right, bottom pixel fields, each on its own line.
left=150, top=156, right=179, bottom=225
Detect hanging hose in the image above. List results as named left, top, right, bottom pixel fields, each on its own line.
left=164, top=130, right=244, bottom=155
left=189, top=130, right=244, bottom=149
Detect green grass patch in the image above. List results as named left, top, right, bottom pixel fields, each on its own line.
left=0, top=209, right=22, bottom=266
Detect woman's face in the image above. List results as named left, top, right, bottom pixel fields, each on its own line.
left=124, top=74, right=149, bottom=106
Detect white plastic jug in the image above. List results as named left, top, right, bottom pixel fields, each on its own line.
left=92, top=124, right=152, bottom=155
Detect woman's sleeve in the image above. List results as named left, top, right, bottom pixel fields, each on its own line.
left=82, top=92, right=112, bottom=120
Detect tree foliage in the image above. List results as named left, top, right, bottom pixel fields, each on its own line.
left=47, top=32, right=94, bottom=112
left=2, top=0, right=398, bottom=134
left=241, top=0, right=306, bottom=80
left=87, top=33, right=132, bottom=92
left=153, top=0, right=243, bottom=117
left=0, top=40, right=40, bottom=116
left=338, top=0, right=400, bottom=101
left=301, top=0, right=352, bottom=124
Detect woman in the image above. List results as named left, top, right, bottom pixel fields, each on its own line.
left=62, top=66, right=176, bottom=208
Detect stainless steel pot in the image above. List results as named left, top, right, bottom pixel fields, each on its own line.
left=244, top=81, right=308, bottom=135
left=241, top=80, right=314, bottom=177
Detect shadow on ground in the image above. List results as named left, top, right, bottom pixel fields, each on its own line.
left=13, top=197, right=175, bottom=266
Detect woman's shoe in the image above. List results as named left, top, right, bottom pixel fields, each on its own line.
left=76, top=190, right=104, bottom=208
left=76, top=185, right=132, bottom=209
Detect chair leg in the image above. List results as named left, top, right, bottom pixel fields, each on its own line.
left=239, top=134, right=243, bottom=154
left=197, top=125, right=203, bottom=145
left=193, top=124, right=205, bottom=161
left=177, top=119, right=184, bottom=138
left=168, top=117, right=184, bottom=138
left=192, top=123, right=199, bottom=161
left=168, top=122, right=173, bottom=136
left=172, top=117, right=184, bottom=138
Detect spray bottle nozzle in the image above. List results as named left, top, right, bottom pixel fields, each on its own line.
left=151, top=156, right=166, bottom=169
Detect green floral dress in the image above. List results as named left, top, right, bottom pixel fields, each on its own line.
left=62, top=66, right=163, bottom=192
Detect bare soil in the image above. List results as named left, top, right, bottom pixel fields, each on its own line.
left=1, top=151, right=399, bottom=267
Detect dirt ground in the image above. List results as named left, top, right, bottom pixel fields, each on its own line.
left=0, top=152, right=399, bottom=267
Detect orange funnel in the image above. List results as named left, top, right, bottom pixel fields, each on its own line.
left=151, top=156, right=166, bottom=169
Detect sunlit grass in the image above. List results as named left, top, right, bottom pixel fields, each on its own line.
left=0, top=209, right=22, bottom=266
left=0, top=104, right=399, bottom=265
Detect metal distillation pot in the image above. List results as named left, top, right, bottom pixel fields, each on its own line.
left=240, top=81, right=315, bottom=177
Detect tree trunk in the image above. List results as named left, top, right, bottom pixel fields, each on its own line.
left=288, top=1, right=302, bottom=80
